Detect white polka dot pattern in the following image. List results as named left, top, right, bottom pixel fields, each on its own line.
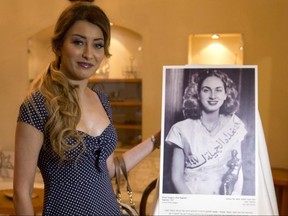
left=17, top=89, right=121, bottom=215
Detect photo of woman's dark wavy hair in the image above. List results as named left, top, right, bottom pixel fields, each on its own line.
left=182, top=70, right=239, bottom=119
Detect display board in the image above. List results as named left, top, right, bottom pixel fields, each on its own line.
left=156, top=65, right=278, bottom=215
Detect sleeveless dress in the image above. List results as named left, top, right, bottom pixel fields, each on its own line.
left=17, top=89, right=121, bottom=215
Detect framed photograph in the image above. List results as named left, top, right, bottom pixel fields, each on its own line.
left=159, top=65, right=258, bottom=215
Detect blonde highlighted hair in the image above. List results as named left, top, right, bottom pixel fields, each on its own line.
left=28, top=62, right=83, bottom=159
left=26, top=2, right=111, bottom=159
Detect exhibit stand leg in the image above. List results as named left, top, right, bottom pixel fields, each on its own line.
left=257, top=112, right=279, bottom=215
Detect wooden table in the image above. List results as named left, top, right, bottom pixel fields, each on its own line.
left=0, top=188, right=44, bottom=215
left=272, top=168, right=288, bottom=216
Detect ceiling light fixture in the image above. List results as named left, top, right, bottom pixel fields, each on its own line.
left=211, top=34, right=220, bottom=39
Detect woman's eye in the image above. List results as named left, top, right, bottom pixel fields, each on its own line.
left=72, top=39, right=84, bottom=46
left=201, top=88, right=209, bottom=93
left=94, top=43, right=104, bottom=49
left=216, top=88, right=224, bottom=92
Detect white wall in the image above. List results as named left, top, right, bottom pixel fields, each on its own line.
left=188, top=34, right=243, bottom=65
left=0, top=0, right=287, bottom=168
left=0, top=0, right=69, bottom=151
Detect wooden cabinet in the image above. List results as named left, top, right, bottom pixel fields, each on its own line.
left=89, top=78, right=142, bottom=150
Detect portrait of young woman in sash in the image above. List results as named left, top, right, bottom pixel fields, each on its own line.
left=164, top=69, right=252, bottom=195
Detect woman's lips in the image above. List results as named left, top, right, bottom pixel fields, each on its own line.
left=208, top=101, right=218, bottom=105
left=78, top=62, right=94, bottom=69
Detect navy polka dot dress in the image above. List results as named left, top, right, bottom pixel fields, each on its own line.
left=17, top=89, right=121, bottom=215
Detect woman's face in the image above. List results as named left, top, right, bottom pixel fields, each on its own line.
left=199, top=76, right=227, bottom=113
left=59, top=20, right=105, bottom=81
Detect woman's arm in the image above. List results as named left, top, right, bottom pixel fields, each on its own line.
left=107, top=152, right=116, bottom=178
left=13, top=122, right=43, bottom=215
left=171, top=146, right=191, bottom=194
left=107, top=131, right=160, bottom=177
left=122, top=131, right=160, bottom=172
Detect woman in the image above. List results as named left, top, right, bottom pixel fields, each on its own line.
left=13, top=2, right=160, bottom=215
left=166, top=70, right=247, bottom=195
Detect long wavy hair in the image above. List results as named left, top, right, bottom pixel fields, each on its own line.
left=28, top=2, right=111, bottom=159
left=182, top=70, right=239, bottom=119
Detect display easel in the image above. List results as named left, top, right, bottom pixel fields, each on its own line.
left=151, top=112, right=279, bottom=215
left=256, top=111, right=278, bottom=215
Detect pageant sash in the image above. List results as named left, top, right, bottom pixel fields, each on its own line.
left=185, top=114, right=247, bottom=169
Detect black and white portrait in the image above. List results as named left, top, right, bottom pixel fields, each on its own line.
left=161, top=66, right=256, bottom=197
